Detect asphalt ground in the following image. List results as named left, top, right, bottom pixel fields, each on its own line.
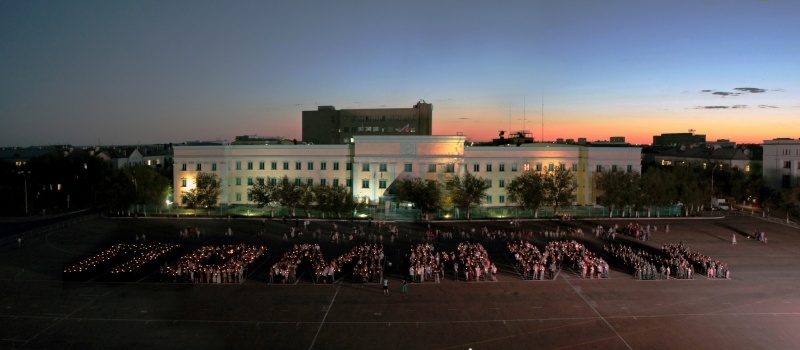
left=1, top=215, right=799, bottom=350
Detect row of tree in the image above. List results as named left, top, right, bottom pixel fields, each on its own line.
left=178, top=163, right=798, bottom=221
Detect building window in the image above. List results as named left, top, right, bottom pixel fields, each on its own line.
left=333, top=162, right=340, bottom=171
left=486, top=163, right=493, bottom=172
left=320, top=162, right=327, bottom=170
left=485, top=195, right=492, bottom=204
left=379, top=163, right=387, bottom=172
left=499, top=179, right=505, bottom=188
left=333, top=178, right=339, bottom=186
left=485, top=179, right=492, bottom=188
left=536, top=163, right=542, bottom=171
left=627, top=165, right=633, bottom=172
left=320, top=178, right=327, bottom=186
left=181, top=178, right=187, bottom=187
left=473, top=164, right=480, bottom=172
left=346, top=162, right=352, bottom=171
left=499, top=195, right=505, bottom=203
left=259, top=161, right=265, bottom=170
left=235, top=193, right=241, bottom=201
left=362, top=163, right=370, bottom=172
left=597, top=165, right=603, bottom=172
left=361, top=179, right=369, bottom=188
left=271, top=161, right=277, bottom=170
left=181, top=163, right=187, bottom=171
left=446, top=163, right=455, bottom=173
left=270, top=178, right=278, bottom=186
left=784, top=161, right=791, bottom=169
left=428, top=164, right=436, bottom=173
left=379, top=179, right=387, bottom=189
left=499, top=163, right=505, bottom=172
left=612, top=164, right=618, bottom=172
left=511, top=163, right=518, bottom=172
left=283, top=161, right=289, bottom=170
left=235, top=177, right=241, bottom=186
left=559, top=163, right=565, bottom=171
left=212, top=163, right=217, bottom=171
left=236, top=161, right=241, bottom=170
left=258, top=177, right=265, bottom=185
left=572, top=163, right=578, bottom=171
left=247, top=177, right=253, bottom=186
left=308, top=162, right=314, bottom=170
left=404, top=163, right=413, bottom=172
left=307, top=178, right=314, bottom=185
left=524, top=164, right=531, bottom=172
left=346, top=178, right=352, bottom=187
left=296, top=162, right=302, bottom=170
left=294, top=178, right=302, bottom=185
left=745, top=164, right=751, bottom=172
left=196, top=163, right=202, bottom=171
left=247, top=161, right=253, bottom=170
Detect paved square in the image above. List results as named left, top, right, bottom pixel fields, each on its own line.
left=1, top=215, right=799, bottom=349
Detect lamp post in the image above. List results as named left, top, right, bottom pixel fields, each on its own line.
left=18, top=171, right=29, bottom=214
left=711, top=163, right=719, bottom=208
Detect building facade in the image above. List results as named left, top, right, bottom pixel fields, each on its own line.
left=762, top=138, right=800, bottom=189
left=301, top=101, right=433, bottom=144
left=173, top=135, right=642, bottom=210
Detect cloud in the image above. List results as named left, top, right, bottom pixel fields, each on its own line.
left=734, top=87, right=766, bottom=93
left=758, top=105, right=779, bottom=109
left=701, top=89, right=714, bottom=93
left=458, top=117, right=470, bottom=120
left=731, top=105, right=748, bottom=109
left=712, top=91, right=737, bottom=97
left=695, top=106, right=729, bottom=109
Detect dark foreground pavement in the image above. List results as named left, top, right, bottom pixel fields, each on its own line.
left=1, top=215, right=799, bottom=349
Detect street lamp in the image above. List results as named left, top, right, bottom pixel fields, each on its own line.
left=18, top=171, right=29, bottom=214
left=710, top=163, right=719, bottom=208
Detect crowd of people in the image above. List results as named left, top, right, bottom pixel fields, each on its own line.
left=63, top=243, right=181, bottom=281
left=406, top=242, right=446, bottom=283
left=162, top=244, right=267, bottom=283
left=269, top=243, right=385, bottom=284
left=508, top=240, right=608, bottom=280
left=110, top=243, right=182, bottom=280
left=661, top=243, right=730, bottom=279
left=604, top=243, right=671, bottom=280
left=455, top=242, right=496, bottom=282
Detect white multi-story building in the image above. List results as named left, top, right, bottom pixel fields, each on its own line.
left=763, top=138, right=800, bottom=189
left=172, top=135, right=642, bottom=208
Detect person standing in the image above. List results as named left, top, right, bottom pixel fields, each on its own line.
left=732, top=234, right=737, bottom=245
left=383, top=279, right=389, bottom=295
left=401, top=280, right=408, bottom=294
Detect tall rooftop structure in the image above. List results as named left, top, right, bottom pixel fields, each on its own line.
left=652, top=132, right=706, bottom=148
left=302, top=100, right=433, bottom=144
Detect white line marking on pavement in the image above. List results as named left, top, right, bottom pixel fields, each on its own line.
left=308, top=280, right=342, bottom=350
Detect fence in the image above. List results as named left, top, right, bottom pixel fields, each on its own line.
left=697, top=209, right=800, bottom=229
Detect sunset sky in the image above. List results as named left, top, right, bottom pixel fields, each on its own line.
left=1, top=0, right=798, bottom=146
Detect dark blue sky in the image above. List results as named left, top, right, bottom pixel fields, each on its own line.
left=2, top=0, right=798, bottom=146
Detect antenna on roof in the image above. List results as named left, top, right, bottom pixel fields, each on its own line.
left=689, top=129, right=696, bottom=134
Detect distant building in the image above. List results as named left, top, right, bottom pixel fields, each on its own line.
left=652, top=132, right=706, bottom=148
left=762, top=138, right=800, bottom=189
left=96, top=145, right=172, bottom=170
left=652, top=146, right=758, bottom=172
left=706, top=139, right=736, bottom=149
left=302, top=101, right=433, bottom=144
left=231, top=135, right=289, bottom=145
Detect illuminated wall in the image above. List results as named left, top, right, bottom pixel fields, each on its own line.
left=173, top=135, right=642, bottom=208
